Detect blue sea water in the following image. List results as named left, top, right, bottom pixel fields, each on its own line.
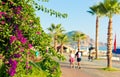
left=99, top=46, right=120, bottom=51
left=80, top=46, right=107, bottom=52
left=80, top=46, right=119, bottom=53
left=99, top=46, right=120, bottom=54
left=99, top=46, right=107, bottom=51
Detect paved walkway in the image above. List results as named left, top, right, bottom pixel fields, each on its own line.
left=60, top=54, right=120, bottom=77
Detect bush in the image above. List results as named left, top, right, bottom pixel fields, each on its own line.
left=36, top=56, right=61, bottom=77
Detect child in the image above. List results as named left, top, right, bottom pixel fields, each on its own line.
left=69, top=50, right=75, bottom=68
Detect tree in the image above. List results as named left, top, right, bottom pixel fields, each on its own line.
left=88, top=3, right=105, bottom=59
left=47, top=23, right=65, bottom=51
left=72, top=31, right=86, bottom=52
left=34, top=0, right=68, bottom=18
left=58, top=34, right=68, bottom=54
left=101, top=0, right=120, bottom=68
left=0, top=0, right=49, bottom=76
left=0, top=0, right=65, bottom=77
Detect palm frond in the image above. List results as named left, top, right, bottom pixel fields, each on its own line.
left=87, top=11, right=94, bottom=15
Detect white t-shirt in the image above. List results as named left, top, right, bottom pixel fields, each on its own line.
left=77, top=52, right=81, bottom=58
left=70, top=53, right=75, bottom=58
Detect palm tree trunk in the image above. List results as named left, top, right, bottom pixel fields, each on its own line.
left=107, top=18, right=113, bottom=68
left=60, top=44, right=64, bottom=54
left=78, top=39, right=80, bottom=51
left=54, top=35, right=57, bottom=51
left=95, top=16, right=99, bottom=59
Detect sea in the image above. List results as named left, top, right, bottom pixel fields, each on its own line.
left=80, top=46, right=107, bottom=52
left=99, top=46, right=120, bottom=61
left=99, top=46, right=120, bottom=51
left=99, top=46, right=107, bottom=51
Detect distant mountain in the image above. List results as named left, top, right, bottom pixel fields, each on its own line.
left=66, top=31, right=80, bottom=37
left=65, top=31, right=106, bottom=47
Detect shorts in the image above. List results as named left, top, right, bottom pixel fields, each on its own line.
left=77, top=58, right=81, bottom=62
left=69, top=58, right=74, bottom=63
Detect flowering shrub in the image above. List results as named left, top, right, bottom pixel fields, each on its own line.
left=0, top=0, right=64, bottom=77
left=8, top=59, right=18, bottom=76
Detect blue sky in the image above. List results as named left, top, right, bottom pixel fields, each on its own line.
left=35, top=0, right=120, bottom=46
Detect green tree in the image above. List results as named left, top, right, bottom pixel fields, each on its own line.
left=72, top=32, right=86, bottom=52
left=101, top=0, right=120, bottom=68
left=0, top=0, right=65, bottom=77
left=58, top=34, right=68, bottom=54
left=47, top=23, right=65, bottom=51
left=88, top=3, right=105, bottom=59
left=34, top=0, right=68, bottom=18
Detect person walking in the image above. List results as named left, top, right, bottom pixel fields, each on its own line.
left=88, top=46, right=95, bottom=61
left=69, top=50, right=75, bottom=68
left=75, top=50, right=82, bottom=69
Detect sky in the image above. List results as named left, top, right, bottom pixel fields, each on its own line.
left=35, top=0, right=120, bottom=46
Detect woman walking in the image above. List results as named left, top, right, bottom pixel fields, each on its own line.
left=75, top=50, right=82, bottom=69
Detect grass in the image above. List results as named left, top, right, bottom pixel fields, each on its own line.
left=102, top=67, right=120, bottom=71
left=94, top=58, right=105, bottom=60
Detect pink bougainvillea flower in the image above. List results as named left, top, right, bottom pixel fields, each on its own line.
left=14, top=25, right=19, bottom=30
left=26, top=65, right=29, bottom=69
left=20, top=47, right=24, bottom=52
left=16, top=29, right=27, bottom=44
left=0, top=12, right=6, bottom=18
left=10, top=35, right=17, bottom=44
left=0, top=12, right=6, bottom=16
left=14, top=53, right=21, bottom=58
left=9, top=68, right=16, bottom=76
left=29, top=66, right=32, bottom=69
left=2, top=2, right=6, bottom=5
left=0, top=12, right=5, bottom=15
left=26, top=62, right=29, bottom=65
left=17, top=6, right=22, bottom=11
left=1, top=20, right=5, bottom=25
left=16, top=29, right=23, bottom=38
left=13, top=6, right=22, bottom=14
left=13, top=60, right=18, bottom=65
left=0, top=12, right=2, bottom=15
left=8, top=59, right=18, bottom=76
left=36, top=31, right=41, bottom=35
left=27, top=51, right=31, bottom=54
left=28, top=44, right=33, bottom=49
left=20, top=37, right=27, bottom=44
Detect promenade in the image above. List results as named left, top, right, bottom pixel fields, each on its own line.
left=60, top=54, right=120, bottom=77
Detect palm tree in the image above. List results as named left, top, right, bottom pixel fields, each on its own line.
left=72, top=31, right=86, bottom=52
left=47, top=23, right=65, bottom=51
left=101, top=0, right=120, bottom=68
left=88, top=3, right=104, bottom=59
left=58, top=34, right=68, bottom=54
